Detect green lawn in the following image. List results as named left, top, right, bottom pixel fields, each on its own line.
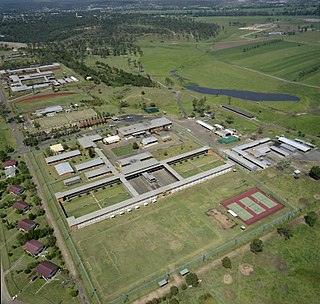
left=175, top=217, right=320, bottom=304
left=0, top=117, right=17, bottom=151
left=71, top=169, right=294, bottom=302
left=112, top=143, right=138, bottom=157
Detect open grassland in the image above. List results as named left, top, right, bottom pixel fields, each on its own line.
left=71, top=169, right=293, bottom=302
left=0, top=117, right=16, bottom=150
left=174, top=216, right=320, bottom=304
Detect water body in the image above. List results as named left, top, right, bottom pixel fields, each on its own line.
left=185, top=86, right=300, bottom=102
left=170, top=70, right=190, bottom=81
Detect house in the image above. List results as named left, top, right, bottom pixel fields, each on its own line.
left=23, top=240, right=45, bottom=257
left=2, top=159, right=17, bottom=169
left=12, top=201, right=31, bottom=213
left=35, top=261, right=59, bottom=280
left=5, top=167, right=16, bottom=178
left=9, top=185, right=25, bottom=195
left=17, top=219, right=37, bottom=232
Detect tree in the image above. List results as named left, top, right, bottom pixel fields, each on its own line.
left=186, top=272, right=199, bottom=287
left=70, top=289, right=79, bottom=297
left=309, top=166, right=320, bottom=180
left=170, top=286, right=179, bottom=296
left=169, top=299, right=179, bottom=304
left=132, top=142, right=139, bottom=149
left=277, top=227, right=293, bottom=240
left=250, top=239, right=264, bottom=254
left=225, top=116, right=234, bottom=124
left=88, top=148, right=95, bottom=158
left=304, top=211, right=318, bottom=227
left=221, top=256, right=232, bottom=269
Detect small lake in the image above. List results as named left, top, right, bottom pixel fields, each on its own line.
left=185, top=86, right=300, bottom=102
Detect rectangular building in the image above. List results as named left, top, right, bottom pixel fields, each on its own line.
left=74, top=158, right=104, bottom=171
left=45, top=150, right=81, bottom=165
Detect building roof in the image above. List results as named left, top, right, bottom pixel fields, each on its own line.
left=180, top=268, right=189, bottom=276
left=12, top=200, right=30, bottom=211
left=35, top=261, right=59, bottom=279
left=280, top=143, right=296, bottom=152
left=232, top=138, right=271, bottom=155
left=5, top=167, right=16, bottom=178
left=215, top=130, right=232, bottom=137
left=2, top=159, right=17, bottom=168
left=63, top=176, right=81, bottom=186
left=225, top=150, right=258, bottom=171
left=35, top=106, right=63, bottom=116
left=270, top=146, right=289, bottom=157
left=54, top=162, right=74, bottom=176
left=17, top=219, right=37, bottom=231
left=103, top=135, right=120, bottom=144
left=141, top=136, right=158, bottom=146
left=75, top=158, right=104, bottom=171
left=23, top=240, right=44, bottom=255
left=165, top=146, right=210, bottom=165
left=278, top=136, right=310, bottom=152
left=117, top=117, right=172, bottom=136
left=50, top=144, right=64, bottom=153
left=222, top=104, right=255, bottom=119
left=45, top=150, right=81, bottom=164
left=84, top=166, right=111, bottom=179
left=9, top=185, right=25, bottom=195
left=118, top=152, right=153, bottom=167
left=196, top=120, right=214, bottom=131
left=77, top=134, right=102, bottom=149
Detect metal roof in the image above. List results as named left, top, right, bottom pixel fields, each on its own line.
left=117, top=117, right=172, bottom=136
left=118, top=152, right=153, bottom=167
left=63, top=176, right=82, bottom=186
left=196, top=120, right=214, bottom=131
left=225, top=150, right=258, bottom=171
left=45, top=150, right=81, bottom=164
left=141, top=136, right=158, bottom=146
left=84, top=166, right=111, bottom=179
left=165, top=146, right=210, bottom=164
left=103, top=135, right=120, bottom=144
left=74, top=158, right=104, bottom=171
left=54, top=162, right=74, bottom=176
left=270, top=146, right=289, bottom=157
left=278, top=137, right=310, bottom=152
left=121, top=158, right=160, bottom=176
left=35, top=106, right=63, bottom=115
left=77, top=134, right=103, bottom=149
left=232, top=138, right=271, bottom=154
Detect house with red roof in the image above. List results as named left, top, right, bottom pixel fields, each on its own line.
left=9, top=185, right=25, bottom=195
left=17, top=219, right=37, bottom=232
left=2, top=159, right=17, bottom=169
left=12, top=201, right=31, bottom=213
left=35, top=261, right=59, bottom=280
left=23, top=240, right=45, bottom=257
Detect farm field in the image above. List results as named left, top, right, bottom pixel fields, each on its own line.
left=71, top=169, right=292, bottom=302
left=174, top=217, right=320, bottom=304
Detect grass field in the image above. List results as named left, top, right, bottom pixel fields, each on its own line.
left=112, top=143, right=139, bottom=157
left=173, top=216, right=320, bottom=304
left=171, top=154, right=225, bottom=178
left=71, top=169, right=293, bottom=302
left=0, top=117, right=16, bottom=150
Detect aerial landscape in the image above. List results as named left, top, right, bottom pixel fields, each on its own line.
left=0, top=0, right=319, bottom=303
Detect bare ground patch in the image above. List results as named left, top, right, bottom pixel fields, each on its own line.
left=239, top=263, right=254, bottom=276
left=206, top=208, right=237, bottom=229
left=212, top=38, right=268, bottom=51
left=313, top=194, right=320, bottom=200
left=223, top=274, right=233, bottom=285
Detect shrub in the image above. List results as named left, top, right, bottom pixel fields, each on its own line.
left=222, top=256, right=232, bottom=269
left=170, top=286, right=179, bottom=296
left=181, top=284, right=187, bottom=290
left=70, top=289, right=79, bottom=297
left=186, top=272, right=199, bottom=287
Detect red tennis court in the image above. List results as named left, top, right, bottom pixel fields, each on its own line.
left=222, top=188, right=284, bottom=225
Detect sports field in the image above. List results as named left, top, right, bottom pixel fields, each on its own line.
left=222, top=188, right=284, bottom=225
left=171, top=153, right=225, bottom=178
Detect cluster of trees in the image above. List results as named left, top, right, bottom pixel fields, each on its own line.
left=297, top=65, right=320, bottom=81
left=0, top=146, right=14, bottom=162
left=192, top=97, right=210, bottom=116
left=17, top=226, right=54, bottom=246
left=243, top=39, right=283, bottom=53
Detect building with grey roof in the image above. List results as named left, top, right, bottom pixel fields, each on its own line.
left=196, top=120, right=214, bottom=131
left=77, top=134, right=102, bottom=149
left=141, top=136, right=158, bottom=147
left=117, top=117, right=172, bottom=137
left=74, top=158, right=104, bottom=171
left=54, top=162, right=74, bottom=176
left=45, top=150, right=81, bottom=165
left=277, top=136, right=310, bottom=153
left=118, top=152, right=153, bottom=167
left=270, top=146, right=289, bottom=157
left=35, top=106, right=63, bottom=116
left=85, top=166, right=111, bottom=179
left=63, top=176, right=82, bottom=186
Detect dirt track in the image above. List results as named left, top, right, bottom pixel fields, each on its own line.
left=16, top=92, right=77, bottom=103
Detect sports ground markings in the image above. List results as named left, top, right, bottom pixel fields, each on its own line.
left=240, top=197, right=265, bottom=214
left=227, top=202, right=253, bottom=220
left=252, top=192, right=277, bottom=208
left=91, top=192, right=102, bottom=209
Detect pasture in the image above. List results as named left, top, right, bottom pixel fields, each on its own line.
left=71, top=169, right=291, bottom=302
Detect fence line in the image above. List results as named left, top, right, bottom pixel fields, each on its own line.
left=111, top=208, right=300, bottom=304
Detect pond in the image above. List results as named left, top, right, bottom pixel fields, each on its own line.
left=185, top=86, right=300, bottom=102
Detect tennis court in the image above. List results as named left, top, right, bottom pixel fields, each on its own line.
left=222, top=188, right=284, bottom=225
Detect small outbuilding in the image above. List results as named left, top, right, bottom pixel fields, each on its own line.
left=141, top=136, right=158, bottom=147
left=23, top=240, right=45, bottom=257
left=50, top=144, right=64, bottom=154
left=180, top=268, right=189, bottom=276
left=17, top=219, right=37, bottom=232
left=103, top=135, right=120, bottom=145
left=35, top=261, right=59, bottom=280
left=158, top=279, right=168, bottom=287
left=54, top=162, right=74, bottom=176
left=12, top=201, right=31, bottom=213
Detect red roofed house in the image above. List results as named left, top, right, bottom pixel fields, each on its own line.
left=12, top=201, right=31, bottom=213
left=35, top=261, right=59, bottom=280
left=9, top=185, right=25, bottom=195
left=17, top=219, right=37, bottom=232
left=2, top=159, right=17, bottom=169
left=23, top=240, right=45, bottom=257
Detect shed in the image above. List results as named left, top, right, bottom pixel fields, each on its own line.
left=17, top=219, right=37, bottom=232
left=50, top=144, right=64, bottom=153
left=141, top=136, right=158, bottom=147
left=63, top=176, right=81, bottom=186
left=23, top=240, right=44, bottom=257
left=35, top=261, right=59, bottom=280
left=180, top=268, right=189, bottom=276
left=158, top=279, right=168, bottom=287
left=103, top=135, right=120, bottom=145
